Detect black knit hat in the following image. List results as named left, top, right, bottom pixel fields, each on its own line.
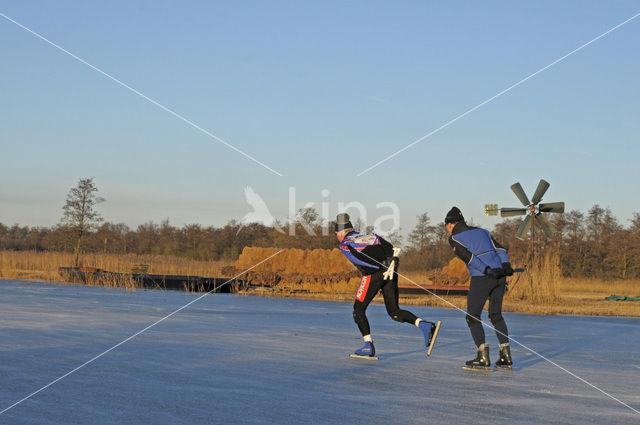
left=334, top=213, right=353, bottom=232
left=445, top=207, right=465, bottom=224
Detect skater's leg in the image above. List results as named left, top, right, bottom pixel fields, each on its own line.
left=353, top=273, right=385, bottom=336
left=353, top=302, right=371, bottom=336
left=466, top=276, right=490, bottom=348
left=352, top=273, right=385, bottom=357
left=465, top=280, right=491, bottom=368
left=381, top=276, right=418, bottom=324
left=489, top=279, right=513, bottom=368
left=379, top=270, right=439, bottom=353
left=382, top=268, right=437, bottom=355
left=488, top=277, right=509, bottom=345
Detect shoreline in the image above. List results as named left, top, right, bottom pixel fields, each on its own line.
left=242, top=287, right=640, bottom=318
left=1, top=278, right=638, bottom=318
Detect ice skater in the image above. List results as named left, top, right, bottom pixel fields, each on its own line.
left=334, top=213, right=441, bottom=359
left=444, top=207, right=514, bottom=370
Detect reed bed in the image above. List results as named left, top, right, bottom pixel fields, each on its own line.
left=0, top=250, right=233, bottom=281
left=287, top=277, right=361, bottom=294
left=2, top=250, right=638, bottom=316
left=235, top=247, right=352, bottom=274
left=75, top=271, right=140, bottom=290
left=559, top=277, right=640, bottom=298
left=507, top=252, right=560, bottom=303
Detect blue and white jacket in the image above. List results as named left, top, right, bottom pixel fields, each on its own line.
left=338, top=231, right=394, bottom=276
left=449, top=222, right=510, bottom=277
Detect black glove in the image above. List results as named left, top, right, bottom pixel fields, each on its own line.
left=502, top=262, right=514, bottom=277
left=484, top=266, right=504, bottom=279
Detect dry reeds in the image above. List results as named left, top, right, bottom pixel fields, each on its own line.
left=235, top=247, right=352, bottom=274
left=507, top=252, right=560, bottom=303
left=423, top=257, right=470, bottom=286
left=279, top=278, right=362, bottom=294
left=3, top=249, right=638, bottom=317
left=442, top=257, right=469, bottom=279
left=76, top=270, right=140, bottom=290
left=0, top=250, right=233, bottom=282
left=234, top=247, right=358, bottom=293
left=559, top=277, right=640, bottom=299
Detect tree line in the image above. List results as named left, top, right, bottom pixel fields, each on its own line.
left=0, top=219, right=337, bottom=261
left=2, top=179, right=639, bottom=279
left=400, top=206, right=640, bottom=280
left=2, top=205, right=639, bottom=279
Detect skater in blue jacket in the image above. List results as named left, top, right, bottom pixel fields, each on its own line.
left=335, top=213, right=440, bottom=359
left=445, top=207, right=514, bottom=370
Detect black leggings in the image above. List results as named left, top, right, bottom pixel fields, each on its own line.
left=352, top=269, right=418, bottom=336
left=466, top=275, right=509, bottom=347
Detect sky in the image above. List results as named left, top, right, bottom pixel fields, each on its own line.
left=1, top=1, right=639, bottom=238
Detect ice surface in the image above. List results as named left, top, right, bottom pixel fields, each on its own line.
left=0, top=280, right=638, bottom=424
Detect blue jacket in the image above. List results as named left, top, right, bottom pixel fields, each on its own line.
left=338, top=231, right=393, bottom=276
left=449, top=223, right=510, bottom=277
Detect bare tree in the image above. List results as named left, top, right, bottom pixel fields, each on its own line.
left=61, top=178, right=105, bottom=267
left=408, top=212, right=435, bottom=251
left=385, top=228, right=403, bottom=247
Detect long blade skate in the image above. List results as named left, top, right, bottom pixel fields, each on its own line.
left=426, top=320, right=441, bottom=357
left=494, top=365, right=514, bottom=371
left=350, top=341, right=378, bottom=360
left=349, top=354, right=379, bottom=361
left=461, top=365, right=494, bottom=372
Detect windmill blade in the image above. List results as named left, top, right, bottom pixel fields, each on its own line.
left=510, top=182, right=530, bottom=206
left=500, top=207, right=528, bottom=217
left=531, top=179, right=550, bottom=204
left=538, top=202, right=565, bottom=214
left=515, top=215, right=533, bottom=240
left=535, top=214, right=556, bottom=237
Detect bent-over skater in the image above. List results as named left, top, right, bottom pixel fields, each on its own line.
left=335, top=213, right=440, bottom=359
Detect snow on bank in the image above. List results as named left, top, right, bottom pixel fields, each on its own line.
left=0, top=280, right=638, bottom=424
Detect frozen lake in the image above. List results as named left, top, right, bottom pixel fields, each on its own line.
left=0, top=280, right=638, bottom=424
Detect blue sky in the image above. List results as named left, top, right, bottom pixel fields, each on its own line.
left=1, top=1, right=639, bottom=236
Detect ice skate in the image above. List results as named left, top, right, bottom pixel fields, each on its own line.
left=419, top=320, right=441, bottom=356
left=350, top=341, right=378, bottom=360
left=495, top=344, right=513, bottom=370
left=462, top=346, right=492, bottom=371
